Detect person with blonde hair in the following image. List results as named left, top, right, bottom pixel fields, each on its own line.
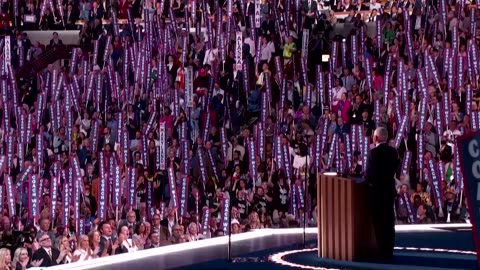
left=12, top=248, right=43, bottom=270
left=55, top=236, right=73, bottom=263
left=247, top=212, right=264, bottom=230
left=73, top=235, right=94, bottom=262
left=0, top=248, right=12, bottom=270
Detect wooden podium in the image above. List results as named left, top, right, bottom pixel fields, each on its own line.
left=317, top=174, right=378, bottom=261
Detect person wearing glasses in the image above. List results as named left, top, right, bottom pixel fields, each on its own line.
left=12, top=247, right=43, bottom=270
left=32, top=234, right=64, bottom=267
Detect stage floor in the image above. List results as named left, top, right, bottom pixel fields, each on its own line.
left=176, top=225, right=477, bottom=270
left=46, top=224, right=476, bottom=270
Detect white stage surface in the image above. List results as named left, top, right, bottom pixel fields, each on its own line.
left=30, top=224, right=471, bottom=270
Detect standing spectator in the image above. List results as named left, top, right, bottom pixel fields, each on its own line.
left=79, top=0, right=91, bottom=21
left=96, top=222, right=115, bottom=257
left=49, top=32, right=63, bottom=47
left=64, top=4, right=78, bottom=30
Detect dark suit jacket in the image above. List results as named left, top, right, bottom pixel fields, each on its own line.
left=434, top=56, right=444, bottom=78
left=115, top=245, right=129, bottom=255
left=64, top=11, right=78, bottom=27
left=302, top=0, right=318, bottom=13
left=32, top=247, right=61, bottom=267
left=99, top=135, right=114, bottom=150
left=145, top=244, right=160, bottom=249
left=410, top=14, right=426, bottom=30
left=90, top=8, right=104, bottom=21
left=245, top=2, right=255, bottom=16
left=97, top=236, right=113, bottom=257
left=227, top=160, right=246, bottom=175
left=99, top=1, right=111, bottom=19
left=49, top=39, right=63, bottom=46
left=365, top=143, right=400, bottom=197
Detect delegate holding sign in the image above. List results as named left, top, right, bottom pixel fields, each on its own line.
left=456, top=131, right=480, bottom=269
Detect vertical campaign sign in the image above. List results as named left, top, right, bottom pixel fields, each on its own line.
left=159, top=122, right=166, bottom=170
left=255, top=0, right=261, bottom=28
left=228, top=0, right=233, bottom=17
left=302, top=29, right=309, bottom=59
left=457, top=131, right=480, bottom=269
left=185, top=66, right=194, bottom=108
left=235, top=32, right=243, bottom=71
left=4, top=36, right=10, bottom=72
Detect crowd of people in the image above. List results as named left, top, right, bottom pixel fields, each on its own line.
left=0, top=0, right=473, bottom=268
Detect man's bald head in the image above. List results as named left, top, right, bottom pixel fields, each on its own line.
left=374, top=127, right=388, bottom=144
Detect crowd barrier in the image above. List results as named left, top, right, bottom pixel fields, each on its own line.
left=24, top=21, right=377, bottom=47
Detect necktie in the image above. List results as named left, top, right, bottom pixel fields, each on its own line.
left=48, top=249, right=52, bottom=258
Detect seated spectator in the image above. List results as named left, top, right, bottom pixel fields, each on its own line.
left=27, top=41, right=43, bottom=61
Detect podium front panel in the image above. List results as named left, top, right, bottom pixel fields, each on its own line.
left=317, top=175, right=354, bottom=261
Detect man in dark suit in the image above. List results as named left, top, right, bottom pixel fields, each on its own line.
left=244, top=0, right=255, bottom=27
left=97, top=221, right=115, bottom=256
left=99, top=127, right=114, bottom=150
left=432, top=48, right=444, bottom=77
left=227, top=150, right=246, bottom=175
left=365, top=127, right=400, bottom=262
left=90, top=1, right=104, bottom=22
left=159, top=208, right=177, bottom=241
left=302, top=0, right=318, bottom=29
left=64, top=4, right=78, bottom=30
left=99, top=0, right=111, bottom=20
left=117, top=210, right=138, bottom=232
left=32, top=234, right=63, bottom=267
left=35, top=218, right=56, bottom=243
left=145, top=231, right=161, bottom=248
left=49, top=32, right=63, bottom=47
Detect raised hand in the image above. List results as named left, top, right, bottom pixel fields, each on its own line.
left=31, top=259, right=44, bottom=267
left=111, top=240, right=119, bottom=251
left=72, top=254, right=82, bottom=262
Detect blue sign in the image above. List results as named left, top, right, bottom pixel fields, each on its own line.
left=457, top=131, right=480, bottom=269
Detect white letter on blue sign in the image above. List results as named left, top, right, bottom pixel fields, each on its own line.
left=473, top=161, right=480, bottom=179
left=469, top=140, right=479, bottom=158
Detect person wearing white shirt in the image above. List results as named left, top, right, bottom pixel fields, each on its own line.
left=369, top=0, right=381, bottom=10
left=442, top=120, right=463, bottom=149
left=256, top=64, right=271, bottom=86
left=73, top=235, right=94, bottom=261
left=331, top=78, right=347, bottom=107
left=186, top=222, right=207, bottom=241
left=203, top=47, right=218, bottom=66
left=244, top=35, right=256, bottom=57
left=227, top=138, right=246, bottom=161
left=212, top=83, right=225, bottom=103
left=260, top=36, right=275, bottom=63
left=118, top=226, right=138, bottom=253
left=368, top=9, right=379, bottom=21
